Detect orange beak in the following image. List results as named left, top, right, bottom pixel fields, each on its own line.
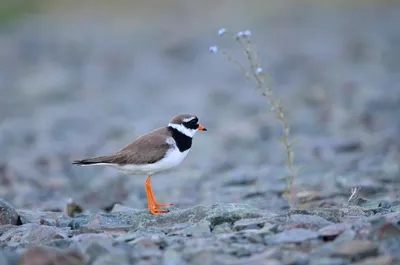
left=198, top=125, right=207, bottom=131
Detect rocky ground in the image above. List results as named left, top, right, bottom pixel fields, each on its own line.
left=0, top=1, right=400, bottom=264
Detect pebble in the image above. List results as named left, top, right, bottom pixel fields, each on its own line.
left=332, top=240, right=379, bottom=260
left=0, top=199, right=19, bottom=225
left=264, top=228, right=321, bottom=245
left=19, top=246, right=85, bottom=265
left=351, top=255, right=394, bottom=265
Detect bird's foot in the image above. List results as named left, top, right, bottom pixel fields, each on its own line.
left=148, top=206, right=169, bottom=214
left=145, top=176, right=173, bottom=214
left=153, top=202, right=173, bottom=207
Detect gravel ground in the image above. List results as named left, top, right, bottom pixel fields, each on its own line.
left=0, top=1, right=400, bottom=264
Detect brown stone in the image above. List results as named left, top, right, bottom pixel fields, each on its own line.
left=352, top=255, right=394, bottom=265
left=333, top=240, right=378, bottom=260
left=318, top=223, right=347, bottom=240
left=19, top=246, right=85, bottom=265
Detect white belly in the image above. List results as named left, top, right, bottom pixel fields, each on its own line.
left=107, top=147, right=190, bottom=175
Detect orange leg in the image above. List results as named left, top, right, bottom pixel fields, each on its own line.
left=145, top=176, right=172, bottom=214
left=146, top=177, right=173, bottom=207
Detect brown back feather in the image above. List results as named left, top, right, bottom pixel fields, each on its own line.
left=73, top=127, right=172, bottom=165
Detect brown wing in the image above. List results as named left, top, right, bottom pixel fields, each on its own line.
left=73, top=127, right=172, bottom=165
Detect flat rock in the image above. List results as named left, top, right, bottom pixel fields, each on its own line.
left=168, top=220, right=212, bottom=237
left=351, top=255, right=394, bottom=265
left=0, top=198, right=19, bottom=225
left=218, top=230, right=265, bottom=245
left=267, top=214, right=334, bottom=231
left=318, top=223, right=350, bottom=240
left=92, top=253, right=131, bottom=265
left=0, top=224, right=69, bottom=245
left=264, top=228, right=321, bottom=245
left=233, top=216, right=275, bottom=231
left=99, top=203, right=269, bottom=230
left=309, top=257, right=348, bottom=265
left=17, top=210, right=72, bottom=227
left=288, top=208, right=345, bottom=223
left=116, top=227, right=165, bottom=243
left=332, top=240, right=379, bottom=260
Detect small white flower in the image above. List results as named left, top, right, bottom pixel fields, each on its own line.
left=209, top=46, right=218, bottom=53
left=256, top=67, right=263, bottom=73
left=244, top=30, right=251, bottom=37
left=217, top=28, right=226, bottom=36
left=237, top=31, right=244, bottom=38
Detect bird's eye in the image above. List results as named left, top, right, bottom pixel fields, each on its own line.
left=189, top=118, right=198, bottom=124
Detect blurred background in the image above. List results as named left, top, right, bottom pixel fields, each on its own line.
left=0, top=0, right=399, bottom=213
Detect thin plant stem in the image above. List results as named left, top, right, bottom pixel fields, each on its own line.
left=211, top=30, right=302, bottom=209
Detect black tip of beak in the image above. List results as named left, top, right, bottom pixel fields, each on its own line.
left=203, top=128, right=207, bottom=131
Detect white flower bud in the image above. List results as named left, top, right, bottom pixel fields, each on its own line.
left=218, top=28, right=226, bottom=36
left=209, top=46, right=218, bottom=53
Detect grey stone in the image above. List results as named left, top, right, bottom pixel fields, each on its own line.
left=223, top=242, right=266, bottom=258
left=318, top=223, right=350, bottom=240
left=86, top=212, right=136, bottom=226
left=213, top=248, right=282, bottom=265
left=163, top=249, right=185, bottom=265
left=264, top=228, right=321, bottom=245
left=110, top=203, right=137, bottom=213
left=218, top=230, right=265, bottom=245
left=0, top=225, right=16, bottom=237
left=267, top=214, right=334, bottom=231
left=309, top=242, right=337, bottom=257
left=351, top=255, right=394, bottom=265
left=98, top=203, right=268, bottom=231
left=0, top=224, right=68, bottom=245
left=233, top=217, right=271, bottom=231
left=309, top=257, right=348, bottom=265
left=168, top=220, right=212, bottom=237
left=0, top=198, right=19, bottom=225
left=205, top=204, right=269, bottom=228
left=212, top=222, right=232, bottom=235
left=72, top=233, right=115, bottom=246
left=288, top=208, right=344, bottom=223
left=92, top=253, right=131, bottom=265
left=161, top=223, right=192, bottom=234
left=131, top=237, right=163, bottom=263
left=68, top=215, right=91, bottom=230
left=116, top=227, right=165, bottom=243
left=42, top=239, right=74, bottom=249
left=84, top=242, right=113, bottom=263
left=17, top=210, right=72, bottom=227
left=281, top=251, right=309, bottom=265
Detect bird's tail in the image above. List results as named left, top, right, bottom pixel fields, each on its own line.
left=72, top=155, right=113, bottom=166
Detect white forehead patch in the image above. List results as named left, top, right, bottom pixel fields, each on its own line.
left=168, top=123, right=197, bottom=138
left=183, top=117, right=196, bottom=123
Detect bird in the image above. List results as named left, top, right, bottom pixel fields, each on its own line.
left=72, top=114, right=207, bottom=214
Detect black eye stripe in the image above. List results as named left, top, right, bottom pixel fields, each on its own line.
left=183, top=119, right=199, bottom=129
